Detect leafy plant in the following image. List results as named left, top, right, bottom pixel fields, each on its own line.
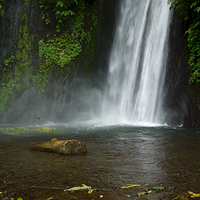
left=168, top=0, right=200, bottom=85
left=39, top=33, right=82, bottom=68
left=4, top=54, right=15, bottom=67
left=39, top=0, right=79, bottom=31
left=0, top=12, right=33, bottom=114
left=0, top=0, right=4, bottom=16
left=35, top=0, right=97, bottom=91
left=0, top=79, right=17, bottom=113
left=35, top=30, right=82, bottom=91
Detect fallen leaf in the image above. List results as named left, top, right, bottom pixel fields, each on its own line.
left=173, top=195, right=189, bottom=200
left=64, top=185, right=91, bottom=192
left=70, top=196, right=77, bottom=199
left=47, top=198, right=53, bottom=200
left=121, top=184, right=142, bottom=189
left=188, top=191, right=200, bottom=198
left=153, top=187, right=165, bottom=190
left=88, top=189, right=96, bottom=194
left=192, top=195, right=200, bottom=199
left=138, top=192, right=147, bottom=196
left=188, top=191, right=193, bottom=195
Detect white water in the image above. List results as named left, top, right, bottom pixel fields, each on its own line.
left=101, top=0, right=171, bottom=125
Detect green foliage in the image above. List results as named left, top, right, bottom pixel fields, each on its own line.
left=39, top=0, right=78, bottom=31
left=0, top=79, right=17, bottom=113
left=0, top=0, right=4, bottom=16
left=34, top=32, right=81, bottom=91
left=32, top=68, right=48, bottom=92
left=35, top=28, right=82, bottom=91
left=168, top=0, right=200, bottom=85
left=0, top=0, right=97, bottom=114
left=39, top=33, right=82, bottom=68
left=0, top=12, right=34, bottom=114
left=15, top=13, right=33, bottom=86
left=24, top=0, right=29, bottom=7
left=4, top=54, right=15, bottom=67
left=35, top=0, right=97, bottom=90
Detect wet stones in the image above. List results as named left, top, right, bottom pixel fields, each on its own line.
left=30, top=138, right=87, bottom=156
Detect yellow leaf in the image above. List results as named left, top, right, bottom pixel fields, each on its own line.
left=121, top=186, right=128, bottom=188
left=188, top=191, right=194, bottom=195
left=64, top=186, right=91, bottom=192
left=188, top=191, right=200, bottom=198
left=47, top=198, right=54, bottom=200
left=88, top=190, right=93, bottom=194
left=138, top=192, right=147, bottom=196
left=192, top=193, right=200, bottom=198
left=173, top=195, right=189, bottom=200
left=121, top=184, right=142, bottom=189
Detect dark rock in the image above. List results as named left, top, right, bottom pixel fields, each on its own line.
left=30, top=138, right=87, bottom=156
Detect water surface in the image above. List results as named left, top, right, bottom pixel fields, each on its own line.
left=0, top=124, right=200, bottom=199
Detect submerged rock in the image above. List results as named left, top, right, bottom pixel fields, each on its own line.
left=30, top=138, right=87, bottom=156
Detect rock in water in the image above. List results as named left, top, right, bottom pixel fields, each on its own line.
left=30, top=138, right=87, bottom=155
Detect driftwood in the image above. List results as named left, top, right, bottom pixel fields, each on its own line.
left=30, top=138, right=87, bottom=155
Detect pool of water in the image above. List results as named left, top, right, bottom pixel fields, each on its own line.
left=0, top=124, right=200, bottom=199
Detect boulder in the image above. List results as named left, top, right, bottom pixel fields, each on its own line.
left=30, top=138, right=87, bottom=155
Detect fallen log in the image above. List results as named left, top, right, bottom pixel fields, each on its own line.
left=30, top=138, right=87, bottom=155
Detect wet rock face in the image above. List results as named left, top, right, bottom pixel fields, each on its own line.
left=30, top=138, right=87, bottom=156
left=164, top=9, right=200, bottom=128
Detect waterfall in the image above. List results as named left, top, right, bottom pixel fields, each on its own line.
left=101, top=0, right=170, bottom=125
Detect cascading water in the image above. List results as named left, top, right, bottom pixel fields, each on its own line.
left=101, top=0, right=171, bottom=125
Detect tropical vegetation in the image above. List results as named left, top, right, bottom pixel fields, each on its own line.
left=0, top=0, right=97, bottom=114
left=0, top=0, right=4, bottom=16
left=168, top=0, right=200, bottom=85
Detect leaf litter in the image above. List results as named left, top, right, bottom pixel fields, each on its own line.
left=64, top=183, right=200, bottom=199
left=121, top=183, right=166, bottom=197
left=64, top=184, right=96, bottom=194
